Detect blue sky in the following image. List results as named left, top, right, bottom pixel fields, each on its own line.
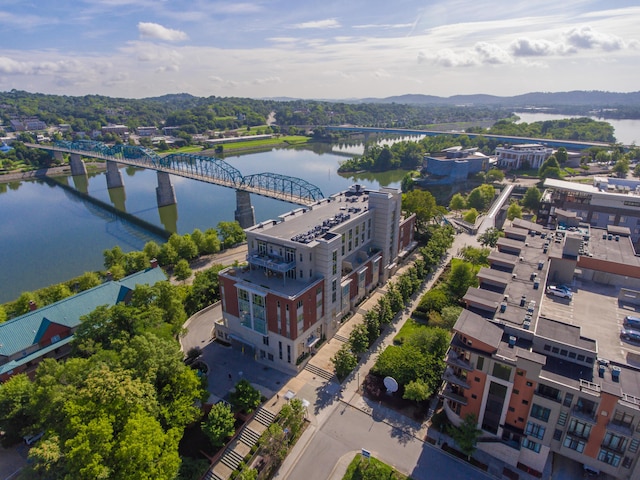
left=0, top=0, right=639, bottom=99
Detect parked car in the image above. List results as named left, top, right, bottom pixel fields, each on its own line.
left=547, top=285, right=573, bottom=299
left=620, top=327, right=640, bottom=343
left=623, top=316, right=640, bottom=329
left=557, top=284, right=572, bottom=293
left=24, top=431, right=44, bottom=445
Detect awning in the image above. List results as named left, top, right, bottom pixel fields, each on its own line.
left=306, top=335, right=320, bottom=348
left=284, top=390, right=296, bottom=401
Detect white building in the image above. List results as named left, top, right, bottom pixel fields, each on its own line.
left=496, top=144, right=554, bottom=170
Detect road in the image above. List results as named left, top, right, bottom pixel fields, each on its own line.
left=287, top=400, right=492, bottom=480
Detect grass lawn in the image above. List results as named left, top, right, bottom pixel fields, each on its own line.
left=220, top=135, right=310, bottom=151
left=343, top=454, right=411, bottom=480
left=393, top=318, right=428, bottom=345
left=171, top=145, right=205, bottom=154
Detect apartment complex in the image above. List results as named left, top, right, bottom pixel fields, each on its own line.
left=496, top=144, right=554, bottom=171
left=441, top=218, right=640, bottom=479
left=0, top=266, right=167, bottom=383
left=540, top=177, right=640, bottom=245
left=215, top=185, right=416, bottom=374
left=422, top=146, right=494, bottom=184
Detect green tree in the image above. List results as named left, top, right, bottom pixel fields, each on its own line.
left=448, top=193, right=466, bottom=212
left=538, top=155, right=562, bottom=179
left=199, top=229, right=221, bottom=254
left=279, top=398, right=305, bottom=439
left=463, top=208, right=478, bottom=224
left=439, top=305, right=463, bottom=330
left=0, top=373, right=37, bottom=445
left=521, top=187, right=542, bottom=211
left=506, top=202, right=523, bottom=221
left=478, top=227, right=504, bottom=247
left=485, top=168, right=504, bottom=183
left=448, top=261, right=477, bottom=298
left=555, top=147, right=568, bottom=165
left=74, top=272, right=101, bottom=291
left=448, top=413, right=481, bottom=460
left=612, top=157, right=630, bottom=178
left=237, top=468, right=258, bottom=480
left=460, top=246, right=490, bottom=265
left=403, top=379, right=432, bottom=402
left=372, top=344, right=426, bottom=386
left=259, top=423, right=287, bottom=462
left=184, top=264, right=225, bottom=315
left=217, top=221, right=246, bottom=248
left=158, top=242, right=179, bottom=266
left=229, top=379, right=261, bottom=413
left=349, top=323, right=370, bottom=355
left=174, top=259, right=192, bottom=282
left=331, top=345, right=358, bottom=381
left=375, top=295, right=394, bottom=325
left=402, top=189, right=437, bottom=235
left=385, top=283, right=404, bottom=314
left=202, top=402, right=236, bottom=447
left=0, top=304, right=6, bottom=324
left=418, top=289, right=450, bottom=314
left=363, top=310, right=381, bottom=345
left=466, top=184, right=495, bottom=211
left=143, top=241, right=162, bottom=261
left=104, top=245, right=125, bottom=269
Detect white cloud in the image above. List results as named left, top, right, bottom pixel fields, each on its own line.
left=353, top=23, right=413, bottom=30
left=473, top=42, right=512, bottom=64
left=564, top=25, right=626, bottom=51
left=0, top=57, right=83, bottom=75
left=252, top=76, right=282, bottom=85
left=138, top=22, right=188, bottom=42
left=211, top=3, right=263, bottom=14
left=293, top=19, right=340, bottom=29
left=430, top=49, right=478, bottom=67
left=510, top=37, right=575, bottom=56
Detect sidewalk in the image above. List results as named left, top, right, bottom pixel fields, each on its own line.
left=275, top=231, right=480, bottom=479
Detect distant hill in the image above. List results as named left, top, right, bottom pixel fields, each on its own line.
left=359, top=91, right=640, bottom=107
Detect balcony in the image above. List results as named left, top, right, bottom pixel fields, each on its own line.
left=572, top=406, right=597, bottom=423
left=247, top=253, right=295, bottom=273
left=445, top=349, right=474, bottom=371
left=440, top=385, right=468, bottom=406
left=534, top=386, right=562, bottom=403
left=442, top=367, right=470, bottom=389
left=607, top=420, right=634, bottom=437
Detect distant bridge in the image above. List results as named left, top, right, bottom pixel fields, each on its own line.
left=28, top=140, right=324, bottom=228
left=323, top=126, right=614, bottom=150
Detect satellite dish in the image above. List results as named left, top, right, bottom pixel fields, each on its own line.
left=383, top=376, right=398, bottom=394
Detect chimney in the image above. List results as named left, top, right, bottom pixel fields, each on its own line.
left=150, top=258, right=159, bottom=268
left=28, top=300, right=37, bottom=311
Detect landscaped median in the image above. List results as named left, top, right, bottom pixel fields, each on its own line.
left=343, top=453, right=411, bottom=480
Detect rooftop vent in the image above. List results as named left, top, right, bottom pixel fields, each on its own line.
left=612, top=366, right=621, bottom=382
left=508, top=335, right=517, bottom=348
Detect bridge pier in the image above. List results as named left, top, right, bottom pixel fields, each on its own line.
left=234, top=190, right=255, bottom=229
left=105, top=160, right=124, bottom=189
left=53, top=150, right=63, bottom=163
left=156, top=171, right=176, bottom=208
left=69, top=153, right=87, bottom=176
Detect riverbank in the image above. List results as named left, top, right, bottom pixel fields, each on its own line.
left=0, top=162, right=106, bottom=184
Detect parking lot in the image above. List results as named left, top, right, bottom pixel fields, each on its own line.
left=539, top=279, right=640, bottom=365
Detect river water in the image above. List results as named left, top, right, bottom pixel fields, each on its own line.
left=0, top=144, right=406, bottom=303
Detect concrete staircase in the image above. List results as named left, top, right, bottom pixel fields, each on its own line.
left=304, top=362, right=334, bottom=381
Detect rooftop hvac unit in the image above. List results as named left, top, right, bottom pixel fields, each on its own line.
left=508, top=335, right=517, bottom=348
left=523, top=321, right=531, bottom=330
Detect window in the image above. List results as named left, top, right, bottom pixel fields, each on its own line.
left=471, top=394, right=477, bottom=399
left=522, top=399, right=529, bottom=405
left=522, top=438, right=541, bottom=453
left=530, top=404, right=551, bottom=422
left=537, top=383, right=561, bottom=402
left=508, top=407, right=515, bottom=412
left=628, top=438, right=640, bottom=454
left=612, top=410, right=634, bottom=429
left=492, top=363, right=512, bottom=381
left=332, top=250, right=338, bottom=275
left=563, top=435, right=586, bottom=453
left=552, top=347, right=559, bottom=354
left=287, top=345, right=291, bottom=363
left=332, top=280, right=337, bottom=303
left=525, top=422, right=546, bottom=440
left=553, top=429, right=563, bottom=441
left=50, top=334, right=61, bottom=343
left=598, top=449, right=621, bottom=467
left=568, top=419, right=592, bottom=439
left=516, top=370, right=524, bottom=376
left=279, top=342, right=282, bottom=360
left=476, top=356, right=484, bottom=371
left=602, top=432, right=628, bottom=453
left=263, top=336, right=269, bottom=346
left=563, top=393, right=574, bottom=408
left=475, top=377, right=480, bottom=382
left=544, top=344, right=551, bottom=351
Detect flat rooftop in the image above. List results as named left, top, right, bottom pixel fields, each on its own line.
left=583, top=229, right=640, bottom=267
left=221, top=264, right=321, bottom=299
left=248, top=188, right=373, bottom=243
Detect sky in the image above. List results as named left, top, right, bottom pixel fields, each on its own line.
left=0, top=0, right=639, bottom=100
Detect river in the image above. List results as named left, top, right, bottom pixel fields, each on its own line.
left=0, top=143, right=406, bottom=303
left=514, top=112, right=639, bottom=145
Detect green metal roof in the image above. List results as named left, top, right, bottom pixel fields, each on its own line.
left=0, top=336, right=74, bottom=375
left=0, top=268, right=167, bottom=359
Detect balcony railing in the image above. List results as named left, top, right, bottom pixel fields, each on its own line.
left=607, top=421, right=634, bottom=437
left=534, top=388, right=562, bottom=403
left=445, top=350, right=474, bottom=371
left=247, top=253, right=296, bottom=273
left=440, top=385, right=468, bottom=406
left=572, top=406, right=597, bottom=423
left=442, top=368, right=470, bottom=389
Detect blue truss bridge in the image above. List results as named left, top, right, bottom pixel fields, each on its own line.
left=30, top=140, right=324, bottom=206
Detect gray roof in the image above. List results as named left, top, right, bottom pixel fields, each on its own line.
left=463, top=287, right=504, bottom=311
left=454, top=309, right=502, bottom=350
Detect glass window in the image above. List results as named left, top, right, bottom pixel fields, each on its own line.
left=598, top=449, right=621, bottom=467
left=530, top=404, right=551, bottom=422
left=525, top=421, right=546, bottom=440
left=522, top=438, right=541, bottom=453
left=568, top=419, right=592, bottom=439
left=563, top=435, right=586, bottom=453
left=492, top=363, right=512, bottom=381
left=476, top=356, right=484, bottom=371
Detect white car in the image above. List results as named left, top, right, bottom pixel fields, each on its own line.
left=547, top=285, right=573, bottom=299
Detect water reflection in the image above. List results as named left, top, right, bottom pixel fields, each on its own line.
left=108, top=186, right=127, bottom=212
left=72, top=174, right=89, bottom=193
left=158, top=203, right=178, bottom=234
